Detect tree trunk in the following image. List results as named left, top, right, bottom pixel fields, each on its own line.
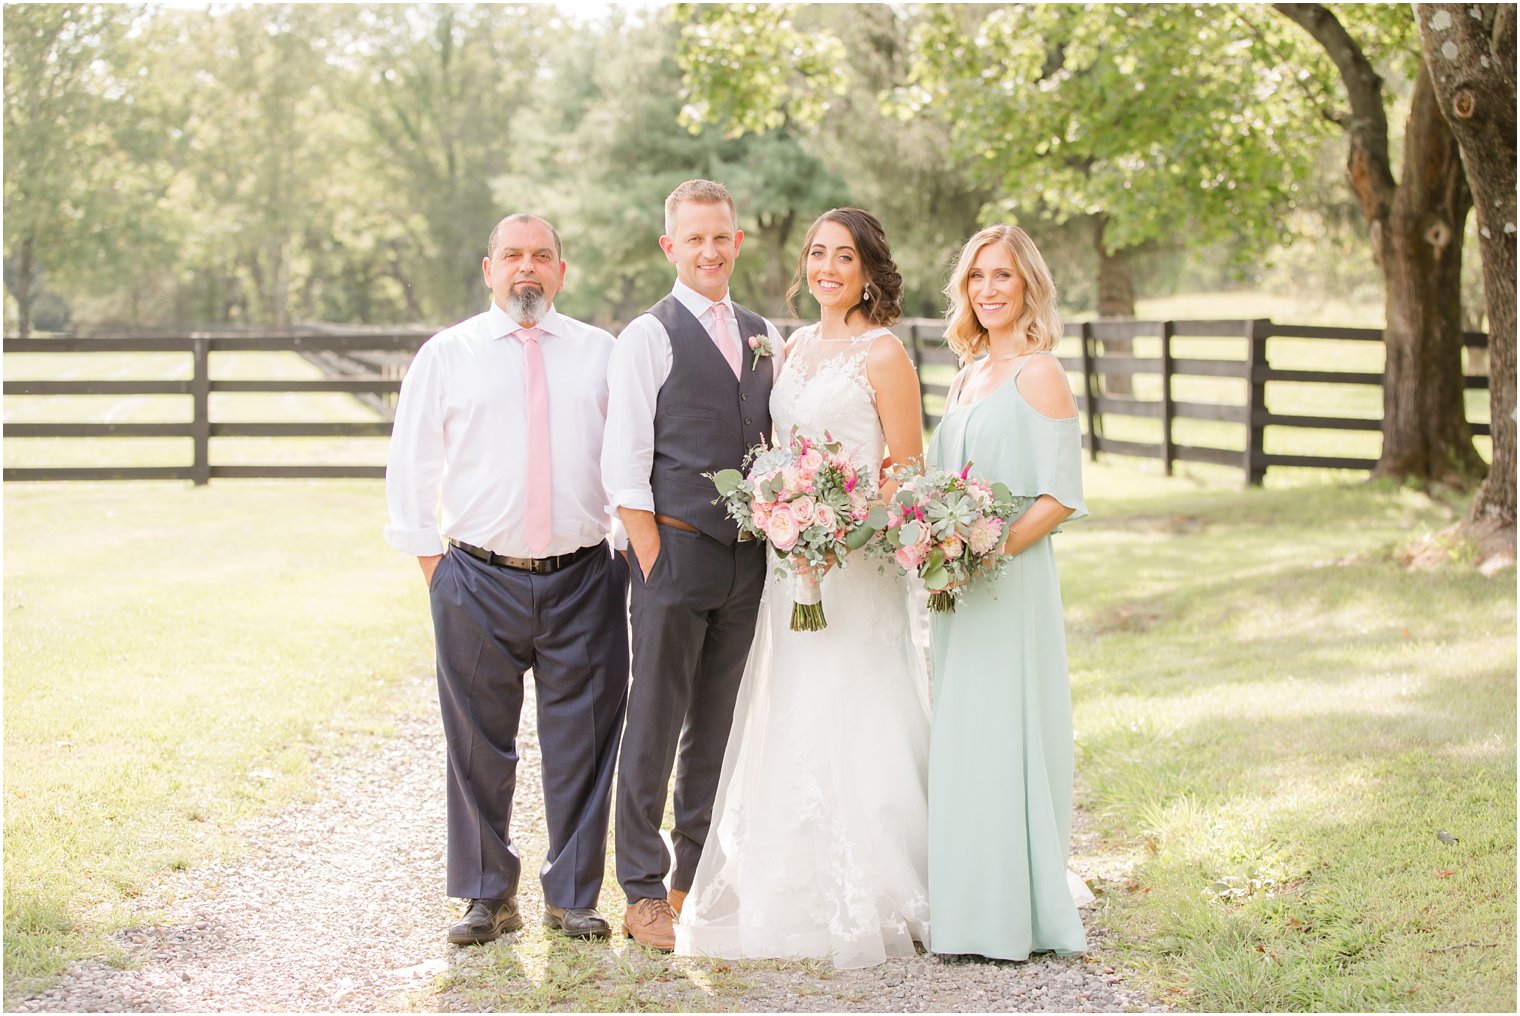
left=271, top=237, right=291, bottom=330
left=1418, top=3, right=1517, bottom=563
left=14, top=236, right=34, bottom=339
left=1373, top=64, right=1484, bottom=486
left=1275, top=5, right=1485, bottom=489
left=1094, top=215, right=1135, bottom=395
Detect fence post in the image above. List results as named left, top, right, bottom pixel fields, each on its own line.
left=191, top=335, right=210, bottom=486
left=1160, top=320, right=1175, bottom=476
left=1079, top=321, right=1100, bottom=461
left=910, top=322, right=932, bottom=432
left=1243, top=319, right=1270, bottom=487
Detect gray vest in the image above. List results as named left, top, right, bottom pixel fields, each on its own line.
left=648, top=295, right=775, bottom=544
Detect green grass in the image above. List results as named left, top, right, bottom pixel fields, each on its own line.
left=1, top=483, right=430, bottom=1001
left=1065, top=464, right=1516, bottom=1012
left=4, top=338, right=1512, bottom=1010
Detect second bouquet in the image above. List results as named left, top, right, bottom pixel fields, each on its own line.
left=709, top=427, right=881, bottom=631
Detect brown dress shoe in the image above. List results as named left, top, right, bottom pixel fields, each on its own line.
left=622, top=897, right=677, bottom=951
left=668, top=888, right=687, bottom=917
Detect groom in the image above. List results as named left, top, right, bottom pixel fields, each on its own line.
left=602, top=179, right=785, bottom=950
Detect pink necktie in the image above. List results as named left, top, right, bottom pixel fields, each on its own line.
left=515, top=327, right=552, bottom=556
left=710, top=304, right=741, bottom=379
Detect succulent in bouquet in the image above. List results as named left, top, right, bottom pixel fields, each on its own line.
left=869, top=462, right=1016, bottom=612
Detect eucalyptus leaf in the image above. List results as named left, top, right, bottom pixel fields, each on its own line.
left=711, top=469, right=744, bottom=497
left=845, top=524, right=876, bottom=551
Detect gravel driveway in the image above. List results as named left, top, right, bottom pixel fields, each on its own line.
left=15, top=672, right=1168, bottom=1013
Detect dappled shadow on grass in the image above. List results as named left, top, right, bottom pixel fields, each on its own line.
left=1075, top=632, right=1515, bottom=1012
left=1065, top=476, right=1514, bottom=1010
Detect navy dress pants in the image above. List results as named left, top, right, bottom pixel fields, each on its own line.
left=430, top=542, right=629, bottom=907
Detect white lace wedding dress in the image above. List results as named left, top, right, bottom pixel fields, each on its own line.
left=674, top=325, right=932, bottom=969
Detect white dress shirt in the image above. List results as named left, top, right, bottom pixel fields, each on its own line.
left=602, top=281, right=785, bottom=515
left=385, top=302, right=616, bottom=559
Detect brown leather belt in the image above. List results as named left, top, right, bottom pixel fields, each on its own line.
left=653, top=514, right=699, bottom=534
left=448, top=539, right=602, bottom=574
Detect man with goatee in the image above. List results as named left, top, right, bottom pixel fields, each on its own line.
left=385, top=213, right=629, bottom=946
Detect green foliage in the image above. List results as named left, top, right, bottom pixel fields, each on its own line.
left=499, top=10, right=846, bottom=322
left=2, top=5, right=178, bottom=332
left=330, top=4, right=556, bottom=322
left=674, top=2, right=847, bottom=137
left=908, top=5, right=1327, bottom=255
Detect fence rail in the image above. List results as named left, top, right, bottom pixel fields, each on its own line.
left=3, top=318, right=1491, bottom=486
left=2, top=332, right=428, bottom=483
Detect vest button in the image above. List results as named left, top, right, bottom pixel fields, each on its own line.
left=744, top=418, right=753, bottom=426
left=741, top=393, right=748, bottom=401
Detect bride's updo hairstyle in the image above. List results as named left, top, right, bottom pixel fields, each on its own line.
left=786, top=207, right=903, bottom=327
left=943, top=225, right=1063, bottom=365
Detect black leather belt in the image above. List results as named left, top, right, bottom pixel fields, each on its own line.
left=448, top=539, right=602, bottom=575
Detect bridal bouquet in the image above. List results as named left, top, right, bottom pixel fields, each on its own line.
left=868, top=462, right=1016, bottom=613
left=709, top=427, right=879, bottom=632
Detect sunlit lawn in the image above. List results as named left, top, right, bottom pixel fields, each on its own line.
left=1065, top=469, right=1516, bottom=1012
left=2, top=480, right=432, bottom=1000
left=3, top=329, right=1511, bottom=1010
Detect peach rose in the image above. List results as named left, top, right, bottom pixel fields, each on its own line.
left=766, top=504, right=800, bottom=552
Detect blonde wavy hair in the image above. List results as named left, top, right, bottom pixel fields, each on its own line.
left=943, top=225, right=1063, bottom=365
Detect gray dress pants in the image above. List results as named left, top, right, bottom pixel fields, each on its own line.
left=615, top=524, right=767, bottom=902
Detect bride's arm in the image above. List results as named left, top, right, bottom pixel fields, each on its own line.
left=865, top=332, right=924, bottom=503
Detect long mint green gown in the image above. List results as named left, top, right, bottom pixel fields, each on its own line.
left=925, top=353, right=1088, bottom=960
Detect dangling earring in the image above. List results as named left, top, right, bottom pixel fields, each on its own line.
left=862, top=284, right=872, bottom=302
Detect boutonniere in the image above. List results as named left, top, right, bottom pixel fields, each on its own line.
left=747, top=334, right=774, bottom=371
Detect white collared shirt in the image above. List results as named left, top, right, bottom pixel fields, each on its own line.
left=385, top=302, right=616, bottom=558
left=602, top=280, right=785, bottom=514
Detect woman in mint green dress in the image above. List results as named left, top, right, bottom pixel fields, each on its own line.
left=926, top=225, right=1089, bottom=960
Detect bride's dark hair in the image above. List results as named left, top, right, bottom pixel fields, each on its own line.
left=786, top=208, right=903, bottom=327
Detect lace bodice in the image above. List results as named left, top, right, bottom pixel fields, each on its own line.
left=771, top=325, right=894, bottom=485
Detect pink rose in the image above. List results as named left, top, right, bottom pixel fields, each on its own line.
left=766, top=505, right=800, bottom=552
left=895, top=545, right=921, bottom=571
left=789, top=495, right=817, bottom=525
left=751, top=502, right=771, bottom=530
left=815, top=504, right=838, bottom=532
left=942, top=534, right=964, bottom=560
left=782, top=465, right=803, bottom=493
left=798, top=449, right=824, bottom=473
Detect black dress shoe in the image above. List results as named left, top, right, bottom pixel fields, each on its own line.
left=448, top=897, right=523, bottom=945
left=543, top=904, right=612, bottom=939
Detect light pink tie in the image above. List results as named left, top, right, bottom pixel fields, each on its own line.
left=710, top=304, right=741, bottom=379
left=515, top=327, right=552, bottom=556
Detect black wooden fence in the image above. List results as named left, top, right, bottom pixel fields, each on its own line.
left=3, top=318, right=1490, bottom=485
left=3, top=331, right=429, bottom=483
left=901, top=316, right=1490, bottom=485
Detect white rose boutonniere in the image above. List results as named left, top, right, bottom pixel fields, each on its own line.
left=747, top=334, right=774, bottom=371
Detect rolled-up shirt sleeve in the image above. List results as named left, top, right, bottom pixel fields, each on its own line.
left=766, top=317, right=786, bottom=380
left=602, top=315, right=669, bottom=515
left=384, top=341, right=448, bottom=557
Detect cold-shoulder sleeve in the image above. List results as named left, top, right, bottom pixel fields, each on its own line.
left=1006, top=414, right=1087, bottom=522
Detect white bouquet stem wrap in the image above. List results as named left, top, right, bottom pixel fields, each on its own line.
left=790, top=568, right=827, bottom=631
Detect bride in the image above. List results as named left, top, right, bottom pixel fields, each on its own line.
left=674, top=208, right=931, bottom=969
